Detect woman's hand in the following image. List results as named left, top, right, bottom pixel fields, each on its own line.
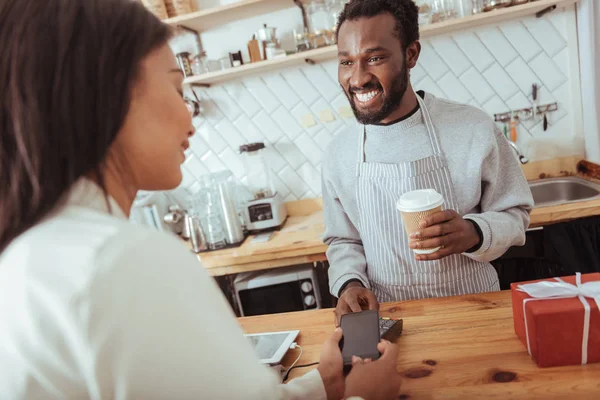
left=317, top=328, right=345, bottom=400
left=344, top=340, right=402, bottom=400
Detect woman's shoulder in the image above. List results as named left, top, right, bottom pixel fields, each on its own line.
left=0, top=204, right=193, bottom=293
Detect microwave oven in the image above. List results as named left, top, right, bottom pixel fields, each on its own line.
left=234, top=264, right=322, bottom=317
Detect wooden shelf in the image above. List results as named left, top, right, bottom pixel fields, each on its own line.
left=165, top=0, right=299, bottom=32
left=183, top=0, right=577, bottom=87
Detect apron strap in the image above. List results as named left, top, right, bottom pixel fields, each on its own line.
left=357, top=92, right=445, bottom=164
left=415, top=93, right=443, bottom=156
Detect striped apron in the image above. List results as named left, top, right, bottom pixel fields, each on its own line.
left=356, top=93, right=500, bottom=302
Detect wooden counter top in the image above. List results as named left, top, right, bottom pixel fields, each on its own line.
left=239, top=291, right=600, bottom=398
left=197, top=157, right=600, bottom=276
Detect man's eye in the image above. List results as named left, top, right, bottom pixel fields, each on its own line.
left=369, top=57, right=382, bottom=62
left=340, top=60, right=352, bottom=66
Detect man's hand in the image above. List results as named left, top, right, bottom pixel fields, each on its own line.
left=408, top=210, right=481, bottom=261
left=334, top=282, right=379, bottom=327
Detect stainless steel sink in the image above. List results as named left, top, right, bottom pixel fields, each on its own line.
left=528, top=177, right=600, bottom=208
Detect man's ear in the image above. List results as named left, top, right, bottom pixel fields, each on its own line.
left=405, top=41, right=421, bottom=69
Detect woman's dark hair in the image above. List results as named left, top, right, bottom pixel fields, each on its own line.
left=0, top=0, right=171, bottom=253
left=335, top=0, right=420, bottom=50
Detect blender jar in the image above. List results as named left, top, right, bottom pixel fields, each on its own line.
left=239, top=143, right=274, bottom=200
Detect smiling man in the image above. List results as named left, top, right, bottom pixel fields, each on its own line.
left=322, top=0, right=534, bottom=324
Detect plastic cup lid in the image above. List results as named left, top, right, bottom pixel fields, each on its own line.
left=396, top=189, right=444, bottom=213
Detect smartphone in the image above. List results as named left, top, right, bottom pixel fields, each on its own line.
left=339, top=310, right=381, bottom=374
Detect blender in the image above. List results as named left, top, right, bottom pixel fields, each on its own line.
left=239, top=143, right=288, bottom=232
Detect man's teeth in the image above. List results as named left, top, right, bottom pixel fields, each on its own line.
left=355, top=90, right=380, bottom=102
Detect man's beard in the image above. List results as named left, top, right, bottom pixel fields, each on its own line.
left=345, top=62, right=409, bottom=125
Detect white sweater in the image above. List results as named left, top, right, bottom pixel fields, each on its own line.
left=0, top=180, right=326, bottom=400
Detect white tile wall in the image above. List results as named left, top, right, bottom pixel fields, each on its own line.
left=178, top=8, right=583, bottom=201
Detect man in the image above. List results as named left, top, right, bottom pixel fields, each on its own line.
left=322, top=0, right=534, bottom=324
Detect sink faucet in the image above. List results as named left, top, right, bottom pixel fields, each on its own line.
left=507, top=141, right=529, bottom=164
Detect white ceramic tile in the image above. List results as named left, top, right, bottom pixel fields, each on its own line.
left=243, top=76, right=281, bottom=113
left=291, top=102, right=322, bottom=136
left=263, top=144, right=287, bottom=172
left=189, top=134, right=210, bottom=159
left=283, top=193, right=298, bottom=203
left=334, top=123, right=351, bottom=137
left=529, top=52, right=566, bottom=91
left=218, top=147, right=246, bottom=179
left=437, top=73, right=472, bottom=104
left=415, top=75, right=447, bottom=100
left=430, top=36, right=470, bottom=76
left=551, top=47, right=570, bottom=77
left=262, top=74, right=301, bottom=110
left=186, top=181, right=203, bottom=196
left=278, top=166, right=310, bottom=198
left=418, top=42, right=449, bottom=81
left=301, top=190, right=317, bottom=200
left=314, top=129, right=334, bottom=151
left=310, top=98, right=345, bottom=133
left=269, top=169, right=292, bottom=199
left=546, top=82, right=568, bottom=122
left=548, top=10, right=568, bottom=41
left=505, top=57, right=542, bottom=97
left=500, top=21, right=542, bottom=62
left=233, top=114, right=265, bottom=143
left=528, top=109, right=570, bottom=139
left=198, top=99, right=224, bottom=126
left=506, top=91, right=532, bottom=111
left=410, top=63, right=427, bottom=85
left=274, top=140, right=308, bottom=170
left=301, top=64, right=340, bottom=102
left=252, top=111, right=284, bottom=143
left=214, top=119, right=246, bottom=150
left=200, top=150, right=227, bottom=173
left=179, top=167, right=195, bottom=189
left=206, top=86, right=242, bottom=121
left=452, top=32, right=495, bottom=73
left=321, top=59, right=340, bottom=82
left=183, top=154, right=209, bottom=179
left=468, top=98, right=481, bottom=108
left=330, top=94, right=353, bottom=120
left=271, top=106, right=304, bottom=140
left=297, top=162, right=321, bottom=194
left=481, top=95, right=509, bottom=117
left=523, top=17, right=567, bottom=57
left=281, top=68, right=321, bottom=106
left=459, top=68, right=495, bottom=104
left=482, top=63, right=519, bottom=101
left=476, top=27, right=518, bottom=67
left=196, top=122, right=228, bottom=154
left=294, top=133, right=323, bottom=167
left=223, top=81, right=262, bottom=117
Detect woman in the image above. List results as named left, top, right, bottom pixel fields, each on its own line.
left=0, top=0, right=402, bottom=398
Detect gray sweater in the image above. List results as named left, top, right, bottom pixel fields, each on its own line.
left=322, top=92, right=534, bottom=297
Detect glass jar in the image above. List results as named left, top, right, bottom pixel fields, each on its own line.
left=326, top=0, right=347, bottom=33
left=306, top=0, right=333, bottom=35
left=191, top=52, right=207, bottom=75
left=415, top=0, right=433, bottom=26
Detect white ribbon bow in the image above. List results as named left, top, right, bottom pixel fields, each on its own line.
left=517, top=272, right=600, bottom=365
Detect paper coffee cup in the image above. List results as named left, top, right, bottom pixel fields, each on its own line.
left=397, top=189, right=444, bottom=255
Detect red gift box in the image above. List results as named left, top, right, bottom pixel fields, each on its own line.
left=511, top=272, right=600, bottom=368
